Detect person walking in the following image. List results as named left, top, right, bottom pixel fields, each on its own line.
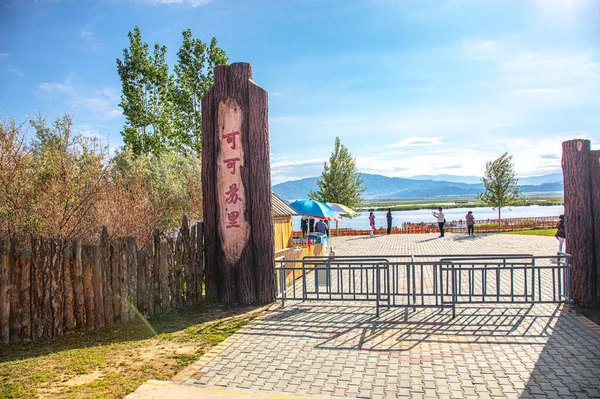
left=432, top=207, right=445, bottom=237
left=555, top=214, right=566, bottom=253
left=386, top=208, right=393, bottom=235
left=466, top=210, right=475, bottom=237
left=369, top=212, right=376, bottom=236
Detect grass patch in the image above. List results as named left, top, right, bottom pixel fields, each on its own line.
left=0, top=304, right=262, bottom=399
left=500, top=228, right=557, bottom=237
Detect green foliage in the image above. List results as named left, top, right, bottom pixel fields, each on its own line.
left=476, top=152, right=523, bottom=230
left=0, top=114, right=107, bottom=239
left=117, top=26, right=228, bottom=156
left=308, top=137, right=365, bottom=211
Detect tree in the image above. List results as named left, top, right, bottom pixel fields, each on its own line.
left=476, top=152, right=523, bottom=231
left=117, top=26, right=228, bottom=155
left=173, top=31, right=228, bottom=153
left=308, top=137, right=365, bottom=210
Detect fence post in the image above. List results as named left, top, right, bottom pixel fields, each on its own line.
left=101, top=226, right=113, bottom=325
left=0, top=236, right=10, bottom=344
left=63, top=245, right=74, bottom=335
left=9, top=238, right=22, bottom=343
left=159, top=241, right=169, bottom=311
left=72, top=239, right=85, bottom=331
left=19, top=247, right=31, bottom=340
left=31, top=236, right=43, bottom=341
left=110, top=240, right=121, bottom=323
left=82, top=245, right=95, bottom=331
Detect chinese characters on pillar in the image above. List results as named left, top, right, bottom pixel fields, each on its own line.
left=217, top=98, right=249, bottom=262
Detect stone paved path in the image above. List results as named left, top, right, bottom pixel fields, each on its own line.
left=180, top=233, right=600, bottom=398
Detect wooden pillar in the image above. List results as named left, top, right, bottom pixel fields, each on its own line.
left=590, top=150, right=600, bottom=300
left=82, top=245, right=95, bottom=331
left=202, top=62, right=275, bottom=305
left=50, top=238, right=64, bottom=338
left=72, top=239, right=85, bottom=331
left=0, top=236, right=10, bottom=344
left=9, top=238, right=22, bottom=343
left=110, top=240, right=122, bottom=323
left=562, top=139, right=597, bottom=302
left=101, top=226, right=114, bottom=325
left=63, top=246, right=74, bottom=335
left=159, top=241, right=169, bottom=311
left=126, top=237, right=138, bottom=320
left=30, top=236, right=43, bottom=341
left=19, top=247, right=31, bottom=340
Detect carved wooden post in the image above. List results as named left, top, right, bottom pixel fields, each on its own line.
left=63, top=246, right=74, bottom=335
left=0, top=236, right=10, bottom=344
left=202, top=62, right=275, bottom=305
left=590, top=150, right=600, bottom=299
left=9, top=238, right=22, bottom=343
left=72, top=239, right=85, bottom=331
left=562, top=139, right=597, bottom=302
left=101, top=226, right=113, bottom=325
left=31, top=236, right=43, bottom=340
left=20, top=248, right=31, bottom=340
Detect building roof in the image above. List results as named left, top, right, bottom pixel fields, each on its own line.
left=272, top=192, right=297, bottom=217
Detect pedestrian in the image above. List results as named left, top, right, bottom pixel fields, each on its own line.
left=301, top=216, right=308, bottom=238
left=369, top=212, right=375, bottom=236
left=315, top=219, right=328, bottom=234
left=309, top=218, right=315, bottom=233
left=555, top=214, right=566, bottom=253
left=432, top=207, right=445, bottom=237
left=386, top=208, right=393, bottom=235
left=466, top=210, right=475, bottom=237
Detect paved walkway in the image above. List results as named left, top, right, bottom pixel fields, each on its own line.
left=134, top=233, right=600, bottom=398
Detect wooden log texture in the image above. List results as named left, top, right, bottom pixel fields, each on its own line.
left=51, top=239, right=64, bottom=338
left=82, top=244, right=95, bottom=331
left=590, top=149, right=600, bottom=299
left=72, top=240, right=85, bottom=331
left=101, top=226, right=114, bottom=325
left=202, top=62, right=274, bottom=305
left=137, top=245, right=148, bottom=315
left=562, top=139, right=597, bottom=302
left=30, top=235, right=44, bottom=341
left=62, top=246, right=75, bottom=335
left=181, top=216, right=192, bottom=305
left=41, top=238, right=53, bottom=339
left=0, top=236, right=10, bottom=344
left=110, top=240, right=122, bottom=323
left=92, top=244, right=105, bottom=329
left=159, top=241, right=169, bottom=311
left=174, top=234, right=184, bottom=308
left=247, top=71, right=276, bottom=304
left=189, top=222, right=197, bottom=305
left=153, top=229, right=161, bottom=312
left=19, top=248, right=32, bottom=340
left=9, top=238, right=22, bottom=342
left=195, top=222, right=205, bottom=303
left=167, top=237, right=178, bottom=309
left=119, top=240, right=129, bottom=321
left=126, top=237, right=138, bottom=320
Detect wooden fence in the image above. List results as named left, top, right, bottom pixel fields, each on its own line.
left=0, top=217, right=203, bottom=344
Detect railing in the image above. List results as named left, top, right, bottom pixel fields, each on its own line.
left=274, top=253, right=572, bottom=319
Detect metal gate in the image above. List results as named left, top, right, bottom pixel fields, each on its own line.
left=274, top=254, right=572, bottom=318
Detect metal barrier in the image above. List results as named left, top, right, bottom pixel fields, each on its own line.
left=274, top=253, right=572, bottom=318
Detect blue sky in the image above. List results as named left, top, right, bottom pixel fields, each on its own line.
left=1, top=0, right=599, bottom=185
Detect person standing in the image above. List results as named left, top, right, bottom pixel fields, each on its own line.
left=386, top=208, right=393, bottom=235
left=315, top=219, right=328, bottom=234
left=555, top=214, right=566, bottom=252
left=369, top=212, right=376, bottom=236
left=466, top=210, right=475, bottom=237
left=432, top=207, right=445, bottom=237
left=301, top=216, right=308, bottom=238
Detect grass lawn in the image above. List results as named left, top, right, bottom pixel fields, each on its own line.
left=501, top=228, right=557, bottom=237
left=0, top=304, right=263, bottom=399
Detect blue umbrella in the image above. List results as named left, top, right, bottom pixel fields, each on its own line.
left=288, top=199, right=342, bottom=221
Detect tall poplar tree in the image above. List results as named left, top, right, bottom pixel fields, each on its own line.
left=309, top=137, right=365, bottom=210
left=476, top=152, right=523, bottom=230
left=173, top=31, right=228, bottom=153
left=117, top=26, right=227, bottom=155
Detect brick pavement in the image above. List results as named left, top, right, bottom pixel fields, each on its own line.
left=180, top=233, right=600, bottom=398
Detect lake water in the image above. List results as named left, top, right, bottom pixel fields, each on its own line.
left=291, top=205, right=564, bottom=230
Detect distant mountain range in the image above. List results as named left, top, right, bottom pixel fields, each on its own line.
left=272, top=173, right=563, bottom=201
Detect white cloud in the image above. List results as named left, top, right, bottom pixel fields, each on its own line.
left=389, top=137, right=443, bottom=148
left=9, top=68, right=25, bottom=77
left=37, top=72, right=122, bottom=122
left=0, top=53, right=9, bottom=59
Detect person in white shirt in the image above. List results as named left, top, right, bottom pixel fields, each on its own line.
left=432, top=207, right=445, bottom=237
